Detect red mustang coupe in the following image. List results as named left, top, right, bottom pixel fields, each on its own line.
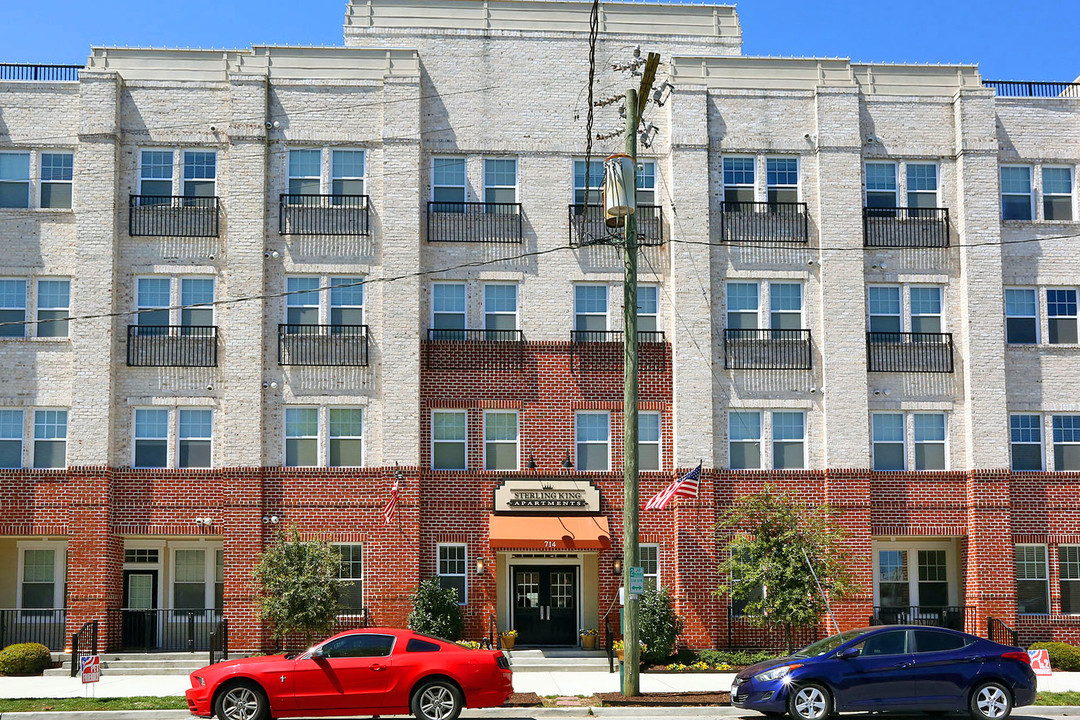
left=185, top=628, right=513, bottom=720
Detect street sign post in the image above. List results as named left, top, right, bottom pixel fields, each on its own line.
left=628, top=566, right=645, bottom=597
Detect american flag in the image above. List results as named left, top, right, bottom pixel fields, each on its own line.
left=383, top=480, right=400, bottom=526
left=644, top=462, right=702, bottom=511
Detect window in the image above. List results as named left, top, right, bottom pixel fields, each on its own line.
left=872, top=413, right=905, bottom=471
left=1005, top=288, right=1038, bottom=344
left=868, top=286, right=902, bottom=333
left=1053, top=415, right=1080, bottom=471
left=33, top=409, right=66, bottom=469
left=1059, top=546, right=1080, bottom=614
left=336, top=545, right=364, bottom=612
left=865, top=162, right=898, bottom=209
left=174, top=549, right=207, bottom=609
left=136, top=277, right=170, bottom=328
left=135, top=276, right=214, bottom=330
left=917, top=550, right=949, bottom=607
left=36, top=279, right=70, bottom=337
left=0, top=152, right=31, bottom=208
left=286, top=277, right=320, bottom=325
left=766, top=157, right=798, bottom=205
left=215, top=549, right=223, bottom=608
left=637, top=285, right=659, bottom=334
left=0, top=279, right=27, bottom=337
left=730, top=547, right=764, bottom=617
left=1015, top=544, right=1049, bottom=614
left=484, top=158, right=517, bottom=207
left=180, top=277, right=214, bottom=329
left=139, top=149, right=174, bottom=198
left=124, top=548, right=159, bottom=564
left=432, top=157, right=466, bottom=211
left=432, top=410, right=466, bottom=470
left=723, top=157, right=755, bottom=205
left=1042, top=167, right=1073, bottom=221
left=729, top=411, right=762, bottom=470
left=573, top=159, right=604, bottom=206
left=1010, top=414, right=1043, bottom=471
left=878, top=550, right=910, bottom=607
left=1001, top=166, right=1033, bottom=220
left=182, top=151, right=216, bottom=199
left=329, top=408, right=363, bottom=467
left=913, top=413, right=947, bottom=470
left=288, top=149, right=321, bottom=195
left=0, top=409, right=23, bottom=468
left=330, top=278, right=364, bottom=327
left=322, top=633, right=393, bottom=658
left=772, top=412, right=805, bottom=470
left=39, top=152, right=73, bottom=209
left=484, top=284, right=518, bottom=337
left=638, top=412, right=661, bottom=472
left=432, top=283, right=466, bottom=339
left=134, top=408, right=168, bottom=468
left=574, top=285, right=609, bottom=339
left=285, top=407, right=318, bottom=467
left=640, top=544, right=659, bottom=590
left=910, top=287, right=942, bottom=334
left=913, top=629, right=966, bottom=653
left=21, top=549, right=56, bottom=608
left=438, top=544, right=467, bottom=604
left=906, top=164, right=938, bottom=210
left=179, top=409, right=212, bottom=469
left=332, top=150, right=365, bottom=197
left=770, top=283, right=802, bottom=330
left=483, top=410, right=518, bottom=471
left=1047, top=289, right=1078, bottom=344
left=575, top=411, right=610, bottom=471
left=407, top=638, right=441, bottom=652
left=636, top=161, right=656, bottom=204
left=858, top=630, right=909, bottom=656
left=726, top=282, right=759, bottom=330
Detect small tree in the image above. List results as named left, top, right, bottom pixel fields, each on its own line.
left=253, top=525, right=342, bottom=646
left=717, top=485, right=855, bottom=653
left=407, top=579, right=464, bottom=641
left=639, top=586, right=684, bottom=664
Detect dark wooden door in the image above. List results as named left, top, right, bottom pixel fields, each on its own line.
left=511, top=565, right=577, bottom=645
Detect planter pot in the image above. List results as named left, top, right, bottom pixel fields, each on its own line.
left=581, top=635, right=597, bottom=650
left=500, top=636, right=516, bottom=650
left=616, top=648, right=623, bottom=662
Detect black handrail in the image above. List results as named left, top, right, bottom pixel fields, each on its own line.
left=863, top=207, right=950, bottom=248
left=869, top=605, right=975, bottom=634
left=129, top=195, right=219, bottom=237
left=984, top=80, right=1080, bottom=98
left=209, top=618, right=228, bottom=666
left=567, top=204, right=665, bottom=247
left=987, top=616, right=1019, bottom=647
left=279, top=194, right=370, bottom=235
left=866, top=331, right=954, bottom=373
left=719, top=201, right=810, bottom=244
left=127, top=325, right=218, bottom=367
left=489, top=613, right=501, bottom=650
left=604, top=611, right=616, bottom=673
left=70, top=620, right=98, bottom=677
left=724, top=328, right=812, bottom=370
left=277, top=324, right=370, bottom=366
left=0, top=64, right=81, bottom=81
left=427, top=201, right=523, bottom=243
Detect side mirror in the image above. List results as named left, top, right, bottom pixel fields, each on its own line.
left=310, top=647, right=326, bottom=660
left=839, top=647, right=861, bottom=660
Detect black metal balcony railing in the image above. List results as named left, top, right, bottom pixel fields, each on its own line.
left=427, top=202, right=522, bottom=243
left=719, top=201, right=810, bottom=244
left=108, top=608, right=221, bottom=652
left=0, top=608, right=67, bottom=651
left=984, top=80, right=1080, bottom=98
left=571, top=330, right=666, bottom=344
left=0, top=63, right=81, bottom=82
left=864, top=207, right=950, bottom=248
left=724, top=329, right=813, bottom=370
left=866, top=332, right=954, bottom=373
left=424, top=329, right=526, bottom=370
left=727, top=608, right=819, bottom=651
left=279, top=194, right=370, bottom=235
left=567, top=204, right=665, bottom=247
left=127, top=325, right=218, bottom=367
left=129, top=195, right=220, bottom=237
left=870, top=605, right=977, bottom=635
left=278, top=324, right=370, bottom=366
left=427, top=328, right=524, bottom=342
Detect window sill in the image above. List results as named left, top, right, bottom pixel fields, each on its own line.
left=1002, top=219, right=1080, bottom=227
left=0, top=207, right=74, bottom=215
left=1007, top=343, right=1080, bottom=351
left=0, top=336, right=71, bottom=344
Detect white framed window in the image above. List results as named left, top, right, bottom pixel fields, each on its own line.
left=574, top=284, right=609, bottom=339
left=138, top=149, right=174, bottom=199
left=1015, top=544, right=1049, bottom=614
left=483, top=157, right=517, bottom=206
left=913, top=413, right=947, bottom=471
left=0, top=409, right=23, bottom=469
left=575, top=411, right=610, bottom=471
left=36, top=279, right=70, bottom=338
left=726, top=282, right=759, bottom=330
left=135, top=276, right=215, bottom=328
left=134, top=408, right=169, bottom=469
left=0, top=278, right=27, bottom=337
left=1059, top=546, right=1080, bottom=614
left=636, top=161, right=656, bottom=205
left=906, top=163, right=939, bottom=209
left=286, top=276, right=320, bottom=325
left=330, top=278, right=364, bottom=327
left=728, top=411, right=762, bottom=470
left=285, top=407, right=319, bottom=467
left=288, top=148, right=322, bottom=196
left=136, top=276, right=171, bottom=327
left=728, top=410, right=809, bottom=470
left=32, top=409, right=66, bottom=469
left=281, top=406, right=363, bottom=468
left=1010, top=414, right=1043, bottom=472
left=332, top=150, right=366, bottom=197
left=766, top=157, right=799, bottom=204
left=640, top=544, right=660, bottom=590
left=483, top=410, right=518, bottom=471
left=39, top=152, right=73, bottom=209
left=1005, top=288, right=1038, bottom=344
left=437, top=544, right=467, bottom=605
left=637, top=285, right=659, bottom=334
left=1047, top=289, right=1078, bottom=344
left=18, top=544, right=65, bottom=609
left=432, top=156, right=466, bottom=210
left=772, top=411, right=805, bottom=470
left=335, top=544, right=364, bottom=612
left=865, top=162, right=898, bottom=208
left=723, top=156, right=755, bottom=205
left=0, top=151, right=31, bottom=208
left=1001, top=165, right=1033, bottom=220
left=180, top=277, right=214, bottom=328
left=483, top=283, right=518, bottom=336
left=573, top=159, right=604, bottom=206
left=872, top=413, right=905, bottom=471
left=769, top=283, right=803, bottom=330
left=182, top=150, right=216, bottom=198
left=432, top=410, right=467, bottom=471
left=179, top=409, right=213, bottom=469
left=329, top=408, right=364, bottom=468
left=284, top=276, right=363, bottom=327
left=909, top=286, right=943, bottom=335
left=1043, top=166, right=1074, bottom=221
left=173, top=548, right=208, bottom=609
left=868, top=285, right=902, bottom=333
left=638, top=412, right=661, bottom=472
left=432, top=283, right=467, bottom=339
left=1052, top=415, right=1080, bottom=471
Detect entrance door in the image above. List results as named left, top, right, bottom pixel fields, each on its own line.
left=511, top=565, right=577, bottom=645
left=122, top=570, right=158, bottom=650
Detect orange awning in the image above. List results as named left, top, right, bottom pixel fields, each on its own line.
left=488, top=515, right=611, bottom=551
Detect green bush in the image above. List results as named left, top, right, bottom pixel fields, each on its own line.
left=0, top=643, right=53, bottom=676
left=639, top=587, right=684, bottom=664
left=696, top=648, right=779, bottom=666
left=407, top=579, right=464, bottom=641
left=1030, top=642, right=1080, bottom=671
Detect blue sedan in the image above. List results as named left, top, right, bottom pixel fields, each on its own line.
left=731, top=626, right=1036, bottom=720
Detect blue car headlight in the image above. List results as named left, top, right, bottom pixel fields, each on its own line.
left=754, top=663, right=802, bottom=683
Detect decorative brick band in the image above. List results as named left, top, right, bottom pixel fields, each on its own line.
left=872, top=525, right=967, bottom=537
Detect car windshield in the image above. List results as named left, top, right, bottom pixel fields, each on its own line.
left=791, top=629, right=865, bottom=658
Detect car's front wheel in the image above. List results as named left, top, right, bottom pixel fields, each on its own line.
left=411, top=679, right=463, bottom=720
left=214, top=681, right=270, bottom=720
left=787, top=683, right=832, bottom=720
left=971, top=681, right=1013, bottom=720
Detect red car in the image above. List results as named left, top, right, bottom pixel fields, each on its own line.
left=185, top=628, right=513, bottom=720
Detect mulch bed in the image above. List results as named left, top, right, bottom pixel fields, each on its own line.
left=505, top=692, right=544, bottom=707
left=596, top=692, right=731, bottom=706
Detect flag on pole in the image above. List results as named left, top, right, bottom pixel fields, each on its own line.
left=383, top=480, right=400, bottom=526
left=644, top=462, right=702, bottom=511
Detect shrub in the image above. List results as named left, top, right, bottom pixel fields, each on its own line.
left=696, top=648, right=779, bottom=666
left=407, top=579, right=464, bottom=641
left=253, top=525, right=342, bottom=645
left=639, top=587, right=684, bottom=664
left=1030, top=642, right=1080, bottom=671
left=0, top=643, right=53, bottom=676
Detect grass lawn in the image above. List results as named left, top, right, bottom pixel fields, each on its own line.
left=0, top=696, right=188, bottom=712
left=1036, top=691, right=1080, bottom=706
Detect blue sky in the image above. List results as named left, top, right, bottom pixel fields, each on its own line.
left=4, top=0, right=1078, bottom=81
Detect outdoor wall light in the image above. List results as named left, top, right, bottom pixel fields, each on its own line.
left=262, top=515, right=280, bottom=524
left=612, top=556, right=623, bottom=576
left=526, top=454, right=537, bottom=470
left=476, top=557, right=486, bottom=575
left=561, top=451, right=573, bottom=469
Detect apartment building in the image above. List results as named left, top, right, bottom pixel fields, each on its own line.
left=1, top=0, right=1078, bottom=653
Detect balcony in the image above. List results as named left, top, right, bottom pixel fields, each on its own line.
left=570, top=330, right=667, bottom=372
left=427, top=202, right=522, bottom=243
left=719, top=201, right=809, bottom=244
left=0, top=63, right=80, bottom=82
left=423, top=329, right=526, bottom=370
left=724, top=329, right=812, bottom=370
left=984, top=80, right=1080, bottom=98
left=863, top=207, right=950, bottom=248
left=278, top=324, right=369, bottom=366
left=279, top=194, right=370, bottom=235
left=0, top=608, right=66, bottom=651
left=129, top=195, right=219, bottom=237
left=867, top=332, right=954, bottom=373
left=870, top=605, right=976, bottom=634
left=108, top=608, right=221, bottom=652
left=567, top=204, right=664, bottom=247
left=127, top=326, right=218, bottom=367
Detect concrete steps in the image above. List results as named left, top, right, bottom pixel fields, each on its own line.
left=504, top=647, right=613, bottom=673
left=45, top=652, right=211, bottom=676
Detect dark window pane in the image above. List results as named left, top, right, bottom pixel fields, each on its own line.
left=433, top=443, right=465, bottom=471
left=1055, top=443, right=1080, bottom=471
left=0, top=440, right=21, bottom=468
left=1006, top=317, right=1037, bottom=344
left=0, top=182, right=30, bottom=208
left=915, top=444, right=946, bottom=471
left=179, top=440, right=211, bottom=469
left=1050, top=318, right=1078, bottom=345
left=860, top=630, right=908, bottom=656
left=407, top=638, right=441, bottom=652
left=879, top=582, right=910, bottom=608
left=285, top=438, right=317, bottom=467
left=1044, top=197, right=1073, bottom=221
left=135, top=439, right=167, bottom=468
left=174, top=583, right=206, bottom=609
left=918, top=582, right=949, bottom=608
left=1062, top=581, right=1080, bottom=614
left=1011, top=444, right=1043, bottom=471
left=330, top=439, right=363, bottom=468
left=914, top=629, right=965, bottom=653
left=724, top=186, right=755, bottom=205
left=874, top=443, right=905, bottom=471
left=866, top=192, right=897, bottom=210
left=729, top=442, right=760, bottom=470
left=323, top=634, right=393, bottom=658
left=1017, top=580, right=1048, bottom=614
left=33, top=440, right=65, bottom=469
left=338, top=580, right=364, bottom=611
left=438, top=575, right=466, bottom=603
left=773, top=441, right=804, bottom=469
left=36, top=310, right=68, bottom=337
left=639, top=444, right=659, bottom=472
left=1002, top=196, right=1032, bottom=220
left=22, top=583, right=54, bottom=609
left=870, top=315, right=903, bottom=334
left=767, top=188, right=798, bottom=205
left=0, top=309, right=26, bottom=337
left=40, top=183, right=72, bottom=209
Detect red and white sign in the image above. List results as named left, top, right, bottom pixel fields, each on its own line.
left=1028, top=649, right=1052, bottom=676
left=80, top=655, right=101, bottom=683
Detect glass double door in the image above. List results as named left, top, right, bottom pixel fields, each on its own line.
left=512, top=565, right=577, bottom=645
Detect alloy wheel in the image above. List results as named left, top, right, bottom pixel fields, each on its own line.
left=419, top=684, right=457, bottom=720
left=793, top=686, right=828, bottom=720
left=977, top=685, right=1010, bottom=719
left=221, top=686, right=261, bottom=720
